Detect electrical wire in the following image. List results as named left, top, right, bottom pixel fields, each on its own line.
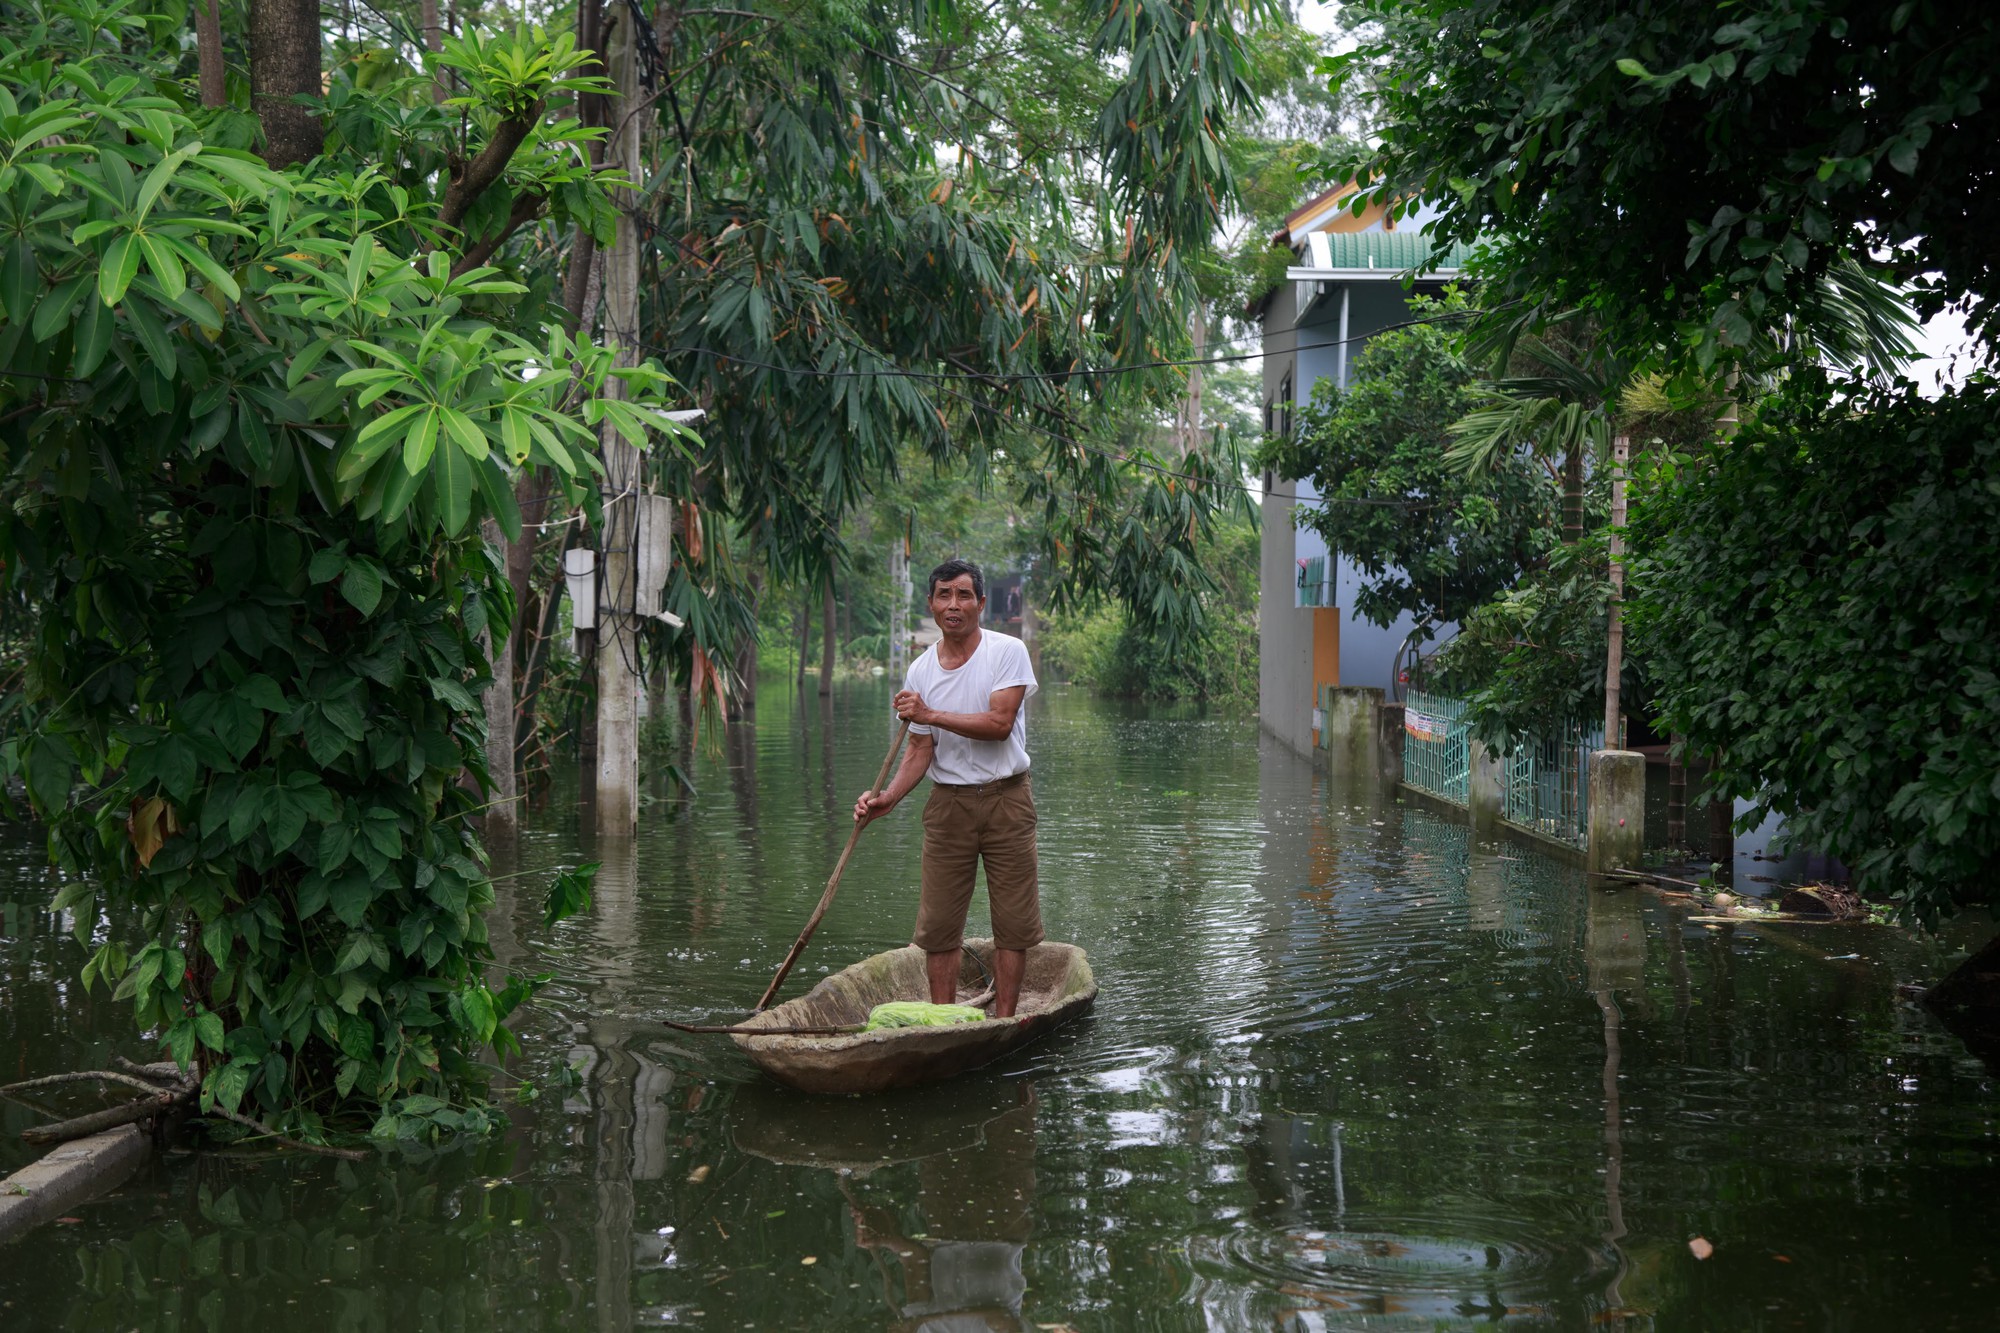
left=633, top=308, right=1477, bottom=386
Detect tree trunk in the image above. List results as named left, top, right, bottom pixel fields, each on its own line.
left=421, top=0, right=446, bottom=103
left=795, top=591, right=809, bottom=685
left=505, top=475, right=543, bottom=777
left=1706, top=778, right=1734, bottom=867
left=1020, top=569, right=1040, bottom=676
left=592, top=1, right=643, bottom=835
left=515, top=528, right=577, bottom=784
left=557, top=3, right=604, bottom=335
left=1602, top=435, right=1629, bottom=747
left=196, top=0, right=226, bottom=107
left=1562, top=445, right=1584, bottom=545
left=731, top=566, right=762, bottom=718
left=819, top=570, right=835, bottom=697
left=577, top=633, right=598, bottom=792
left=1666, top=732, right=1686, bottom=846
left=249, top=0, right=324, bottom=168
left=646, top=651, right=669, bottom=744
left=481, top=519, right=519, bottom=835
left=508, top=475, right=543, bottom=658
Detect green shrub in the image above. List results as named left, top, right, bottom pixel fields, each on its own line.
left=1628, top=380, right=2000, bottom=923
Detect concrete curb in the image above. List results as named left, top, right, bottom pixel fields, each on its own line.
left=0, top=1125, right=151, bottom=1246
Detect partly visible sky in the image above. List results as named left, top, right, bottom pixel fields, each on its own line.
left=1287, top=2, right=1982, bottom=392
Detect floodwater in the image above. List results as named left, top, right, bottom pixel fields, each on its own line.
left=2, top=682, right=1996, bottom=1329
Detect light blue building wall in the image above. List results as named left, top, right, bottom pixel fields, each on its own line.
left=1255, top=189, right=1471, bottom=758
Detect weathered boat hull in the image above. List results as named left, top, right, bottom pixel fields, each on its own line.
left=731, top=939, right=1096, bottom=1095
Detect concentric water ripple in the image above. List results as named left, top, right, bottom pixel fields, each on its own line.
left=1196, top=1213, right=1610, bottom=1322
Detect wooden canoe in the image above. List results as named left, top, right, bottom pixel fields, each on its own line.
left=731, top=939, right=1096, bottom=1095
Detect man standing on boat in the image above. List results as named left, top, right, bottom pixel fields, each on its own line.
left=854, top=558, right=1043, bottom=1018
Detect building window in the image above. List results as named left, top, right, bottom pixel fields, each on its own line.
left=1296, top=555, right=1332, bottom=608
left=1277, top=372, right=1293, bottom=439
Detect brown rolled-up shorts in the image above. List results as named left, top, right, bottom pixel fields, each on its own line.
left=913, top=772, right=1043, bottom=953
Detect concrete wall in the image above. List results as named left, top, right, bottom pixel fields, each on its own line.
left=1329, top=554, right=1428, bottom=697
left=1259, top=478, right=1317, bottom=760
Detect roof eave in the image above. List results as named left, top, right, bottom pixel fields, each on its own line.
left=1284, top=266, right=1462, bottom=282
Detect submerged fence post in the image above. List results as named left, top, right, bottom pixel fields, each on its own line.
left=1375, top=700, right=1406, bottom=786
left=1468, top=740, right=1503, bottom=834
left=1321, top=686, right=1381, bottom=778
left=1587, top=750, right=1646, bottom=873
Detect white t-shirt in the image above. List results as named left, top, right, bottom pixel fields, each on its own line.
left=904, top=631, right=1038, bottom=785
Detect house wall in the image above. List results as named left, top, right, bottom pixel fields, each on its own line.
left=1260, top=273, right=1459, bottom=758
left=1259, top=477, right=1318, bottom=759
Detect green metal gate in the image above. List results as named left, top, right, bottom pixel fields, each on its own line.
left=1501, top=721, right=1603, bottom=848
left=1403, top=690, right=1469, bottom=805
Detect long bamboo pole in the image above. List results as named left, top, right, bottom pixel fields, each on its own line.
left=755, top=720, right=910, bottom=1010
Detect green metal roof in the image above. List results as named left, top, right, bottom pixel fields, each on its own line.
left=1311, top=231, right=1473, bottom=274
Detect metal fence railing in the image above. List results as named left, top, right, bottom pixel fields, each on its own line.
left=1403, top=689, right=1470, bottom=805
left=1502, top=721, right=1604, bottom=849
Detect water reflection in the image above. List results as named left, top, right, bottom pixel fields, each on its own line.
left=1585, top=885, right=1646, bottom=1319
left=739, top=1080, right=1040, bottom=1331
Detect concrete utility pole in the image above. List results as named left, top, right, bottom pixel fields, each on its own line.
left=594, top=4, right=643, bottom=835
left=1603, top=434, right=1629, bottom=746
left=1587, top=433, right=1644, bottom=874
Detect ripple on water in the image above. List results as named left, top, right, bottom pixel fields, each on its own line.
left=1196, top=1209, right=1607, bottom=1322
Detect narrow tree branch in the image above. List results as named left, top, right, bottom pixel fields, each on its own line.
left=112, top=1056, right=186, bottom=1084
left=21, top=1091, right=184, bottom=1145
left=2, top=1070, right=190, bottom=1098
left=208, top=1107, right=370, bottom=1161
left=196, top=0, right=226, bottom=107
left=451, top=191, right=548, bottom=277
left=436, top=102, right=545, bottom=236
left=422, top=0, right=447, bottom=105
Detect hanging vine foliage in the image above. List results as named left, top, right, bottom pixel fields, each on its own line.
left=0, top=3, right=692, bottom=1139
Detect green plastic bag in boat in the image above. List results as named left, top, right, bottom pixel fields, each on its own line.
left=861, top=1001, right=987, bottom=1032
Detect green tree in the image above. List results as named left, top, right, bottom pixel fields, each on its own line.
left=1325, top=1, right=2000, bottom=935
left=1038, top=513, right=1261, bottom=707
left=1424, top=534, right=1637, bottom=750
left=1628, top=380, right=2000, bottom=926
left=1324, top=0, right=1991, bottom=365
left=1259, top=301, right=1558, bottom=634
left=630, top=0, right=1282, bottom=673
left=0, top=3, right=680, bottom=1137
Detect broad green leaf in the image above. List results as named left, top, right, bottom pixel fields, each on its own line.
left=32, top=275, right=84, bottom=342
left=167, top=235, right=241, bottom=300
left=97, top=231, right=143, bottom=306
left=133, top=144, right=195, bottom=221
left=341, top=560, right=384, bottom=615
left=500, top=409, right=531, bottom=464
left=193, top=1010, right=226, bottom=1053
left=439, top=406, right=489, bottom=460
left=401, top=407, right=439, bottom=475
left=308, top=547, right=347, bottom=584
left=73, top=288, right=114, bottom=376
left=135, top=231, right=185, bottom=299
left=435, top=433, right=475, bottom=534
